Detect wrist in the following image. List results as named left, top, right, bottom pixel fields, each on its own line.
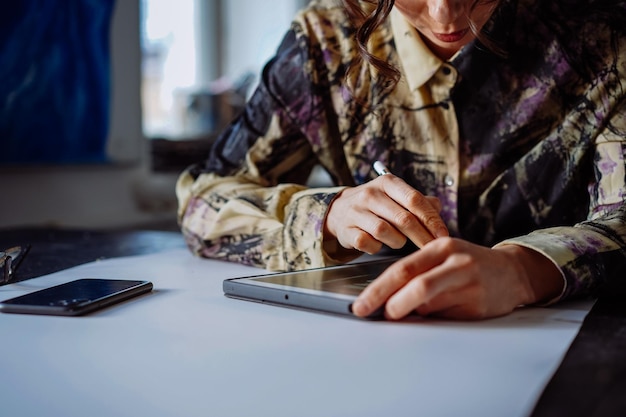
left=494, top=244, right=564, bottom=306
left=322, top=190, right=343, bottom=239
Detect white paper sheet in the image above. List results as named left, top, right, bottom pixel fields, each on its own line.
left=0, top=249, right=592, bottom=417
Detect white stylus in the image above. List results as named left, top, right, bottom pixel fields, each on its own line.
left=373, top=161, right=391, bottom=176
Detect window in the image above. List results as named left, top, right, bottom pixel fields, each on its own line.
left=141, top=0, right=308, bottom=142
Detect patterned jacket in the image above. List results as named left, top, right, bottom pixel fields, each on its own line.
left=177, top=0, right=626, bottom=301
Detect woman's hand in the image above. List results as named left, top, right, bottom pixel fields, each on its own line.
left=351, top=238, right=565, bottom=320
left=324, top=174, right=449, bottom=255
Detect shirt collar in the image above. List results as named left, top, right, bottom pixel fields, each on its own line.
left=390, top=7, right=443, bottom=90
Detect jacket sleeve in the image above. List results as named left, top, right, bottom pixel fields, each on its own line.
left=176, top=28, right=349, bottom=272
left=495, top=99, right=626, bottom=301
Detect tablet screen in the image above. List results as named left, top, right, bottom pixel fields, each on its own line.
left=223, top=258, right=397, bottom=318
left=252, top=262, right=386, bottom=295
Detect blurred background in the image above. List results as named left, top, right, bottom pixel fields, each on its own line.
left=0, top=0, right=308, bottom=231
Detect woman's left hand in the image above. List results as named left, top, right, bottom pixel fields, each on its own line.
left=351, top=237, right=564, bottom=320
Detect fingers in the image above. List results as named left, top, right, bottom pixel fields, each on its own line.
left=384, top=262, right=472, bottom=319
left=352, top=238, right=529, bottom=321
left=335, top=227, right=385, bottom=255
left=335, top=203, right=410, bottom=253
left=425, top=196, right=442, bottom=212
left=376, top=175, right=449, bottom=245
left=324, top=174, right=448, bottom=254
left=351, top=245, right=447, bottom=317
left=352, top=257, right=473, bottom=319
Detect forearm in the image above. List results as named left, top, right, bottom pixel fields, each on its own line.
left=495, top=205, right=626, bottom=301
left=177, top=170, right=347, bottom=271
left=492, top=244, right=565, bottom=306
left=495, top=118, right=626, bottom=302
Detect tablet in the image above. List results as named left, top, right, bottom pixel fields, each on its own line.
left=223, top=257, right=398, bottom=319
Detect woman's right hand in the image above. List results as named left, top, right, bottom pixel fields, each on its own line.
left=323, top=174, right=449, bottom=254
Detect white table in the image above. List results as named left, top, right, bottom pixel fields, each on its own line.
left=0, top=249, right=591, bottom=417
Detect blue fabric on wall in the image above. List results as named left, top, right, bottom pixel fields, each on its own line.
left=0, top=0, right=116, bottom=164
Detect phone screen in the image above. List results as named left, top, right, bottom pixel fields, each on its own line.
left=0, top=278, right=153, bottom=316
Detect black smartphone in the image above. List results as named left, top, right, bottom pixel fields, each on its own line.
left=0, top=278, right=153, bottom=316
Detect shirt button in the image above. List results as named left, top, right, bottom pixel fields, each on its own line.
left=444, top=175, right=455, bottom=187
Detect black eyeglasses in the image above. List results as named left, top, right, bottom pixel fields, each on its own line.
left=0, top=245, right=31, bottom=285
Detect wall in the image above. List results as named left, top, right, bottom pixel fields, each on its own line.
left=0, top=0, right=308, bottom=230
left=223, top=0, right=307, bottom=80
left=0, top=1, right=178, bottom=230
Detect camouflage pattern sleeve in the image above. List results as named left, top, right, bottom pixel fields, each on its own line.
left=176, top=4, right=356, bottom=272
left=177, top=169, right=347, bottom=271
left=496, top=100, right=626, bottom=301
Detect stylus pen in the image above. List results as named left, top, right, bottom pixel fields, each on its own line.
left=373, top=160, right=391, bottom=176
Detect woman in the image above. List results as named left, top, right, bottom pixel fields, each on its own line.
left=177, top=0, right=626, bottom=320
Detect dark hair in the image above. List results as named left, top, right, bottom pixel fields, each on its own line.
left=342, top=0, right=502, bottom=92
